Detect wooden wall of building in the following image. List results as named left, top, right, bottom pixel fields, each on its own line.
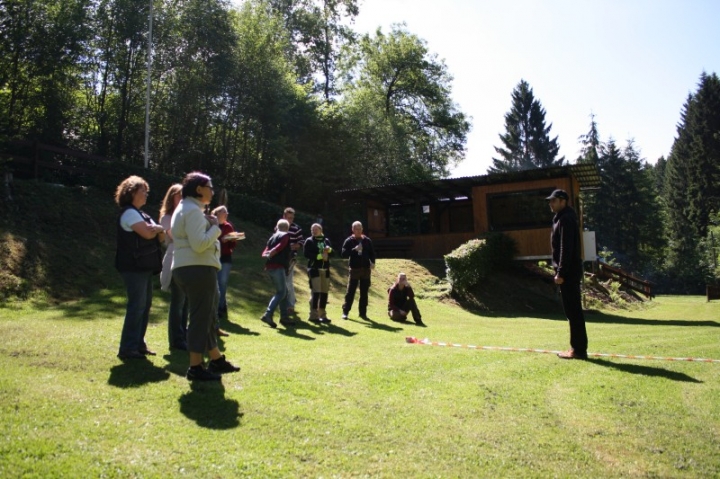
left=386, top=232, right=478, bottom=259
left=359, top=175, right=581, bottom=259
left=365, top=200, right=387, bottom=237
left=472, top=177, right=578, bottom=259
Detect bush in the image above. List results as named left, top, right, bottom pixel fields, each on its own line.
left=444, top=233, right=518, bottom=294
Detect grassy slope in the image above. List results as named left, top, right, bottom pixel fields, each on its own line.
left=0, top=181, right=719, bottom=477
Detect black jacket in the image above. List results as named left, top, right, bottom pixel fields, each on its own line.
left=341, top=235, right=375, bottom=269
left=304, top=235, right=332, bottom=277
left=550, top=206, right=583, bottom=280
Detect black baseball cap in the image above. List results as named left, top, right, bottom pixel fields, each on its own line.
left=545, top=189, right=569, bottom=201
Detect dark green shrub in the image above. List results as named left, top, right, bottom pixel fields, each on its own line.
left=444, top=233, right=518, bottom=294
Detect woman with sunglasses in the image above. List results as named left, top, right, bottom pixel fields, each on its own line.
left=171, top=172, right=240, bottom=381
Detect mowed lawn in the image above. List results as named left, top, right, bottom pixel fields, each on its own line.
left=0, top=257, right=718, bottom=478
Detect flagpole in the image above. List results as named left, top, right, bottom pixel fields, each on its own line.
left=144, top=0, right=153, bottom=168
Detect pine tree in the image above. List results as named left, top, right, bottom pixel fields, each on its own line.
left=577, top=113, right=600, bottom=164
left=489, top=79, right=564, bottom=173
left=583, top=138, right=665, bottom=273
left=664, top=72, right=720, bottom=291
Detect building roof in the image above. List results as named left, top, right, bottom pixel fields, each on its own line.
left=335, top=163, right=601, bottom=206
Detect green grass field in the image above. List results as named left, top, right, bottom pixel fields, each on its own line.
left=1, top=250, right=719, bottom=478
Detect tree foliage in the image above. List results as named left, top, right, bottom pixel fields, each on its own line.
left=580, top=117, right=665, bottom=276
left=662, top=73, right=720, bottom=291
left=339, top=24, right=470, bottom=186
left=0, top=1, right=470, bottom=215
left=490, top=79, right=564, bottom=173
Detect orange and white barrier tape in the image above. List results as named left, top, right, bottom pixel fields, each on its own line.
left=405, top=337, right=720, bottom=363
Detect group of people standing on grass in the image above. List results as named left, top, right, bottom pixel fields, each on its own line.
left=114, top=171, right=426, bottom=382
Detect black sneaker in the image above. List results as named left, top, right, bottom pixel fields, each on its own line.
left=319, top=317, right=332, bottom=324
left=117, top=350, right=146, bottom=360
left=186, top=365, right=221, bottom=381
left=415, top=320, right=426, bottom=327
left=208, top=355, right=241, bottom=374
left=341, top=313, right=349, bottom=320
left=260, top=315, right=277, bottom=329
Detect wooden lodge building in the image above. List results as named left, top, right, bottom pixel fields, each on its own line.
left=335, top=164, right=601, bottom=260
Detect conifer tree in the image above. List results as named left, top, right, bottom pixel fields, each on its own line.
left=663, top=72, right=720, bottom=290
left=577, top=113, right=600, bottom=165
left=489, top=79, right=564, bottom=173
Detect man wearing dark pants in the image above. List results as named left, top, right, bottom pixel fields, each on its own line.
left=547, top=189, right=588, bottom=360
left=341, top=221, right=375, bottom=320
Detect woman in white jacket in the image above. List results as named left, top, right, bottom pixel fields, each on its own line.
left=171, top=172, right=240, bottom=381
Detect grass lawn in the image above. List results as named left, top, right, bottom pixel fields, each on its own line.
left=1, top=253, right=719, bottom=478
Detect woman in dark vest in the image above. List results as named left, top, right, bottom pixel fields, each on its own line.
left=115, top=176, right=165, bottom=360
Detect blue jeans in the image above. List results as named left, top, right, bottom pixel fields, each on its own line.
left=285, top=262, right=296, bottom=309
left=264, top=268, right=288, bottom=319
left=167, top=278, right=188, bottom=348
left=217, top=262, right=232, bottom=311
left=119, top=271, right=153, bottom=354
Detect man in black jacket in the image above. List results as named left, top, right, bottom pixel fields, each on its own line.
left=547, top=189, right=588, bottom=360
left=341, top=221, right=376, bottom=320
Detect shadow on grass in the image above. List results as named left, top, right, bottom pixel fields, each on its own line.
left=287, top=319, right=358, bottom=338
left=163, top=349, right=190, bottom=378
left=346, top=316, right=403, bottom=333
left=179, top=382, right=243, bottom=430
left=222, top=318, right=261, bottom=337
left=583, top=312, right=720, bottom=328
left=277, top=324, right=316, bottom=341
left=107, top=359, right=171, bottom=388
left=471, top=309, right=720, bottom=328
left=586, top=358, right=703, bottom=383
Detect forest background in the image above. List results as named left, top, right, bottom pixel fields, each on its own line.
left=1, top=0, right=719, bottom=293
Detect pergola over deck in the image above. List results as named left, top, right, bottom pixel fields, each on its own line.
left=335, top=164, right=601, bottom=259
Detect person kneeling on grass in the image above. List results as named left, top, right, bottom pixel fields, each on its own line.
left=387, top=272, right=425, bottom=326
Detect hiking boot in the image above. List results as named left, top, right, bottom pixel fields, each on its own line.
left=279, top=317, right=296, bottom=327
left=557, top=349, right=587, bottom=360
left=260, top=315, right=277, bottom=329
left=208, top=355, right=241, bottom=374
left=186, top=365, right=222, bottom=381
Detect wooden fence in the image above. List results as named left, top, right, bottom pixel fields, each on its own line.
left=597, top=262, right=654, bottom=298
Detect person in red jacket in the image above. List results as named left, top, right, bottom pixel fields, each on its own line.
left=260, top=219, right=293, bottom=329
left=387, top=272, right=425, bottom=326
left=212, top=205, right=244, bottom=336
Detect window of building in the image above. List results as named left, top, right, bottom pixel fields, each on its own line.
left=487, top=188, right=556, bottom=231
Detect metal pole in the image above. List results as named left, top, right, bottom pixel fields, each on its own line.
left=144, top=0, right=153, bottom=168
